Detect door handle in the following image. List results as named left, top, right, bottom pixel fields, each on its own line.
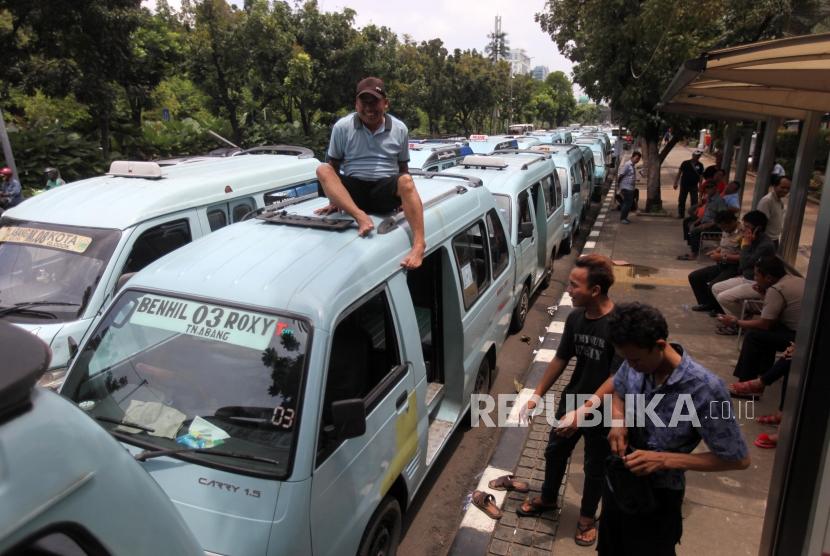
left=396, top=391, right=408, bottom=410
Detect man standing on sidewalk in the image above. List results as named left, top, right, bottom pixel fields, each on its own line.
left=673, top=149, right=704, bottom=218
left=517, top=254, right=621, bottom=547
left=757, top=177, right=790, bottom=248
left=617, top=151, right=641, bottom=224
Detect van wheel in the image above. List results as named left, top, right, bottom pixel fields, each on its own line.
left=358, top=496, right=402, bottom=556
left=474, top=357, right=491, bottom=395
left=509, top=284, right=530, bottom=334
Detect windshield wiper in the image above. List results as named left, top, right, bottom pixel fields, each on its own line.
left=134, top=446, right=280, bottom=465
left=95, top=415, right=156, bottom=433
left=0, top=301, right=80, bottom=318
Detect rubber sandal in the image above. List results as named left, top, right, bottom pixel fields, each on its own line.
left=574, top=518, right=598, bottom=547
left=488, top=474, right=530, bottom=493
left=471, top=490, right=502, bottom=519
left=729, top=380, right=764, bottom=396
left=676, top=254, right=696, bottom=261
left=754, top=432, right=777, bottom=449
left=716, top=324, right=738, bottom=336
left=756, top=414, right=781, bottom=425
left=516, top=496, right=557, bottom=517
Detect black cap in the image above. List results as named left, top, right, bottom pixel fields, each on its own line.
left=356, top=77, right=386, bottom=99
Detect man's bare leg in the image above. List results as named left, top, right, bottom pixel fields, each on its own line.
left=396, top=174, right=426, bottom=269
left=315, top=164, right=374, bottom=236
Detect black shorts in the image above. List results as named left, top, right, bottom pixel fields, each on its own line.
left=340, top=174, right=401, bottom=214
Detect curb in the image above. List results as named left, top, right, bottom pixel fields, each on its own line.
left=448, top=190, right=613, bottom=555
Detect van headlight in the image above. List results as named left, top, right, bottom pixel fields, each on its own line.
left=37, top=367, right=68, bottom=391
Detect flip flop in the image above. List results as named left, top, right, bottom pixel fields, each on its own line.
left=516, top=496, right=557, bottom=517
left=488, top=474, right=530, bottom=493
left=754, top=432, right=777, bottom=449
left=575, top=518, right=598, bottom=547
left=756, top=414, right=781, bottom=425
left=729, top=380, right=764, bottom=396
left=471, top=490, right=502, bottom=519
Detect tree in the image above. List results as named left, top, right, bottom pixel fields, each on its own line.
left=573, top=102, right=601, bottom=125
left=536, top=0, right=810, bottom=211
left=544, top=71, right=576, bottom=126
left=485, top=28, right=509, bottom=62
left=446, top=50, right=501, bottom=136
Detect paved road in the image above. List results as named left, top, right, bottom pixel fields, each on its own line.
left=397, top=201, right=600, bottom=556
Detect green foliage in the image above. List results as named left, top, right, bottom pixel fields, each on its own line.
left=573, top=103, right=601, bottom=125
left=775, top=129, right=830, bottom=175
left=4, top=126, right=104, bottom=189
left=13, top=89, right=92, bottom=129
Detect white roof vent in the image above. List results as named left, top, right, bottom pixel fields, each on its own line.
left=107, top=161, right=163, bottom=179
left=461, top=155, right=508, bottom=169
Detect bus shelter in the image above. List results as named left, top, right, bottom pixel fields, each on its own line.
left=659, top=33, right=830, bottom=555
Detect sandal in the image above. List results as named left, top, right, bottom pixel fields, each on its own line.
left=676, top=253, right=697, bottom=261
left=516, top=496, right=557, bottom=517
left=728, top=380, right=764, bottom=396
left=471, top=490, right=503, bottom=519
left=574, top=517, right=598, bottom=547
left=756, top=413, right=781, bottom=425
left=716, top=324, right=738, bottom=336
left=754, top=432, right=778, bottom=449
left=488, top=474, right=530, bottom=493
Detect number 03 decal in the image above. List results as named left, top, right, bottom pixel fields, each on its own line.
left=271, top=406, right=295, bottom=429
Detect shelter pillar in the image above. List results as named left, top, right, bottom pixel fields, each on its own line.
left=734, top=127, right=753, bottom=207
left=721, top=124, right=738, bottom=178
left=780, top=111, right=822, bottom=264
left=753, top=117, right=782, bottom=209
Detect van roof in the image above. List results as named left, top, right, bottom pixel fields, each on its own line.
left=444, top=152, right=555, bottom=196
left=5, top=154, right=320, bottom=231
left=124, top=174, right=494, bottom=319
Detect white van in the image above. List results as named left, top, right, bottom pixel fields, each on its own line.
left=0, top=147, right=319, bottom=386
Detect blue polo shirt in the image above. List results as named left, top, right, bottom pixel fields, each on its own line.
left=613, top=345, right=749, bottom=490
left=327, top=113, right=410, bottom=180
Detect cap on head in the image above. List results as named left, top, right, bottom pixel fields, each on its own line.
left=692, top=149, right=703, bottom=156
left=0, top=167, right=12, bottom=176
left=356, top=77, right=386, bottom=100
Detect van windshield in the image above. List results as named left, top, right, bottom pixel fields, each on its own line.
left=64, top=290, right=310, bottom=478
left=0, top=220, right=121, bottom=322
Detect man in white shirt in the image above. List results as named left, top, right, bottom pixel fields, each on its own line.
left=757, top=177, right=790, bottom=246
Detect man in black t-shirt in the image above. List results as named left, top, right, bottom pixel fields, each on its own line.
left=673, top=149, right=704, bottom=218
left=517, top=255, right=621, bottom=547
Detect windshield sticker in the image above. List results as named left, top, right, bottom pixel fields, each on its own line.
left=177, top=416, right=230, bottom=449
left=0, top=226, right=92, bottom=253
left=130, top=294, right=279, bottom=351
left=469, top=134, right=488, bottom=141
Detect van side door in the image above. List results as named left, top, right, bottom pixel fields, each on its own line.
left=541, top=173, right=564, bottom=258
left=515, top=189, right=538, bottom=290
left=311, top=285, right=417, bottom=556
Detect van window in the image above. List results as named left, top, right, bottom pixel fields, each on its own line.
left=264, top=180, right=320, bottom=205
left=452, top=221, right=491, bottom=309
left=231, top=198, right=255, bottom=222
left=486, top=209, right=509, bottom=279
left=552, top=173, right=563, bottom=207
left=570, top=167, right=581, bottom=193
left=494, top=195, right=511, bottom=232
left=318, top=290, right=402, bottom=463
left=207, top=207, right=228, bottom=231
left=540, top=175, right=557, bottom=214
left=518, top=190, right=534, bottom=236
left=123, top=219, right=191, bottom=274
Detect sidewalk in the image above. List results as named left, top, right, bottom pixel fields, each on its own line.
left=451, top=143, right=802, bottom=555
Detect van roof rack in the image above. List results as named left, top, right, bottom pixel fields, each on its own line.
left=460, top=155, right=508, bottom=170
left=489, top=149, right=551, bottom=170
left=378, top=184, right=470, bottom=235
left=409, top=169, right=483, bottom=187
left=235, top=145, right=315, bottom=158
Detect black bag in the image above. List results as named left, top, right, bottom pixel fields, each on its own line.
left=604, top=453, right=657, bottom=515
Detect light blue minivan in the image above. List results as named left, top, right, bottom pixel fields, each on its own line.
left=467, top=134, right=520, bottom=154
left=61, top=173, right=515, bottom=556
left=0, top=322, right=202, bottom=555
left=530, top=144, right=589, bottom=253
left=0, top=148, right=319, bottom=387
left=451, top=151, right=566, bottom=332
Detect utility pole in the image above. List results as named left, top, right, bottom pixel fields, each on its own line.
left=491, top=15, right=503, bottom=134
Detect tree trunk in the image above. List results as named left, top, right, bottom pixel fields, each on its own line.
left=658, top=136, right=681, bottom=164
left=644, top=133, right=663, bottom=213
left=99, top=113, right=111, bottom=160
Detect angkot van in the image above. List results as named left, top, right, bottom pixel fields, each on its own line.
left=60, top=172, right=515, bottom=556
left=0, top=148, right=319, bottom=387
left=451, top=151, right=566, bottom=331
left=0, top=322, right=202, bottom=556
left=467, top=134, right=520, bottom=154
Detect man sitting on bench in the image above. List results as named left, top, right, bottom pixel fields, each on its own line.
left=315, top=77, right=426, bottom=269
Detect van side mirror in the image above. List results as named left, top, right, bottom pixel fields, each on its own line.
left=116, top=272, right=136, bottom=292
left=330, top=399, right=366, bottom=441
left=519, top=222, right=534, bottom=240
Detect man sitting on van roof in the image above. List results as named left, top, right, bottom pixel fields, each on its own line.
left=315, top=77, right=426, bottom=269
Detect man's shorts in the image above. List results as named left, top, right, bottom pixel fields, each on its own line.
left=340, top=174, right=401, bottom=214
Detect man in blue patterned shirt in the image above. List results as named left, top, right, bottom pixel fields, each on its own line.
left=597, top=302, right=750, bottom=555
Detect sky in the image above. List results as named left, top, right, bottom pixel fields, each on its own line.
left=141, top=0, right=575, bottom=77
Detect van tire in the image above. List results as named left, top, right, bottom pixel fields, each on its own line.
left=509, top=284, right=530, bottom=334
left=358, top=496, right=402, bottom=556
left=474, top=357, right=491, bottom=395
